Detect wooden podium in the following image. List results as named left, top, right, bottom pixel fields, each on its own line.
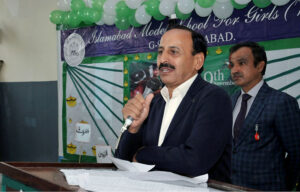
left=0, top=162, right=253, bottom=191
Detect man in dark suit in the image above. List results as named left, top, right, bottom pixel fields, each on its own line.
left=229, top=41, right=300, bottom=190
left=115, top=25, right=232, bottom=182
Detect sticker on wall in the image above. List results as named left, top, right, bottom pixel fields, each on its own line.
left=63, top=33, right=85, bottom=66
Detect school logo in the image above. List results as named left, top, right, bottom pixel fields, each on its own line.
left=64, top=33, right=85, bottom=66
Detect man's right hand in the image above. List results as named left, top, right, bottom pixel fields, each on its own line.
left=122, top=93, right=154, bottom=133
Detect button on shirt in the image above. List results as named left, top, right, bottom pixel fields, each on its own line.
left=158, top=74, right=198, bottom=146
left=232, top=80, right=264, bottom=136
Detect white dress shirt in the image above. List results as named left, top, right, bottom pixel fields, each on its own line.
left=158, top=74, right=198, bottom=146
left=232, top=79, right=264, bottom=136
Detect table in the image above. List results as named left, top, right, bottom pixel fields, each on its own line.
left=0, top=162, right=253, bottom=191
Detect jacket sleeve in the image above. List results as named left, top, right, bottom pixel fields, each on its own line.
left=114, top=128, right=143, bottom=161
left=135, top=88, right=232, bottom=177
left=274, top=95, right=300, bottom=190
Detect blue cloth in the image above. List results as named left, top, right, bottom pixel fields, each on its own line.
left=116, top=75, right=233, bottom=182
left=231, top=82, right=300, bottom=190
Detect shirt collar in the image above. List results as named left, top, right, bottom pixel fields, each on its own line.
left=241, top=79, right=264, bottom=98
left=161, top=74, right=198, bottom=102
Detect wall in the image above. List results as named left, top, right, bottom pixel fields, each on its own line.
left=0, top=0, right=58, bottom=161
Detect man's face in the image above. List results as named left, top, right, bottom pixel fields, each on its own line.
left=157, top=29, right=203, bottom=90
left=229, top=47, right=264, bottom=92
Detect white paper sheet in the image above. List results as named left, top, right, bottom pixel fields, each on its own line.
left=60, top=169, right=217, bottom=192
left=109, top=156, right=155, bottom=172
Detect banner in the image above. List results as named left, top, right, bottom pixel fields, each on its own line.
left=61, top=1, right=300, bottom=58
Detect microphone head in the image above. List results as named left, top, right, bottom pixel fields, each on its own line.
left=146, top=78, right=162, bottom=91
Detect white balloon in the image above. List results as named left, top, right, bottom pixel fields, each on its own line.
left=234, top=0, right=251, bottom=4
left=271, top=0, right=290, bottom=6
left=96, top=19, right=104, bottom=25
left=159, top=0, right=177, bottom=16
left=195, top=3, right=212, bottom=17
left=177, top=0, right=194, bottom=14
left=103, top=0, right=120, bottom=16
left=125, top=0, right=144, bottom=9
left=102, top=13, right=116, bottom=25
left=57, top=0, right=71, bottom=11
left=135, top=5, right=152, bottom=25
left=213, top=0, right=233, bottom=19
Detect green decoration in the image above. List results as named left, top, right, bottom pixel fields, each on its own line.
left=129, top=11, right=142, bottom=27
left=253, top=0, right=272, bottom=8
left=89, top=8, right=102, bottom=23
left=144, top=0, right=165, bottom=21
left=49, top=10, right=65, bottom=24
left=175, top=5, right=191, bottom=20
left=71, top=0, right=86, bottom=11
left=153, top=13, right=166, bottom=21
left=197, top=0, right=216, bottom=8
left=92, top=0, right=106, bottom=10
left=82, top=8, right=94, bottom=24
left=116, top=1, right=132, bottom=18
left=68, top=11, right=81, bottom=27
left=230, top=0, right=248, bottom=9
left=144, top=0, right=159, bottom=16
left=115, top=16, right=130, bottom=30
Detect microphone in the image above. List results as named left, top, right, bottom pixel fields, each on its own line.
left=115, top=77, right=161, bottom=149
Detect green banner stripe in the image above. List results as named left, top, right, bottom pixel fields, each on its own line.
left=62, top=63, right=68, bottom=157
left=71, top=67, right=123, bottom=105
left=69, top=69, right=118, bottom=138
left=68, top=67, right=123, bottom=123
left=265, top=66, right=300, bottom=81
left=268, top=54, right=300, bottom=64
left=74, top=66, right=124, bottom=89
left=79, top=64, right=123, bottom=72
left=67, top=68, right=110, bottom=145
left=296, top=95, right=300, bottom=100
left=278, top=79, right=300, bottom=92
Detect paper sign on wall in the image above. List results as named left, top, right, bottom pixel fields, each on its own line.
left=75, top=122, right=91, bottom=143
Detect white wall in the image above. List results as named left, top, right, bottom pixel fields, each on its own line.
left=0, top=0, right=58, bottom=82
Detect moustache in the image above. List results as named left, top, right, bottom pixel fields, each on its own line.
left=231, top=72, right=243, bottom=78
left=159, top=63, right=176, bottom=70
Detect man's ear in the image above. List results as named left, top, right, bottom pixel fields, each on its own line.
left=257, top=61, right=265, bottom=73
left=194, top=52, right=205, bottom=71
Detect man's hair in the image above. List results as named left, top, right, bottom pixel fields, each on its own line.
left=229, top=41, right=267, bottom=75
left=166, top=25, right=207, bottom=74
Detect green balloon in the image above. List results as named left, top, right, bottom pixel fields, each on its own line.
left=71, top=0, right=86, bottom=11
left=144, top=0, right=159, bottom=16
left=197, top=0, right=216, bottom=8
left=82, top=8, right=94, bottom=24
left=153, top=12, right=166, bottom=21
left=230, top=0, right=247, bottom=9
left=92, top=0, right=106, bottom=10
left=115, top=16, right=130, bottom=30
left=175, top=5, right=191, bottom=20
left=49, top=10, right=65, bottom=24
left=129, top=11, right=142, bottom=28
left=89, top=8, right=102, bottom=23
left=68, top=11, right=81, bottom=27
left=116, top=1, right=132, bottom=18
left=253, top=0, right=272, bottom=8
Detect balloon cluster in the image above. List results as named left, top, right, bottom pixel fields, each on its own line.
left=49, top=0, right=291, bottom=30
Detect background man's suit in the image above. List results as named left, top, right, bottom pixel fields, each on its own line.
left=116, top=75, right=232, bottom=182
left=231, top=82, right=300, bottom=190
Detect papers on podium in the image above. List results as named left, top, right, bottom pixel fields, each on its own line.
left=61, top=157, right=211, bottom=192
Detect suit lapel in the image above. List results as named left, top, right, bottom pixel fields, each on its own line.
left=235, top=83, right=270, bottom=147
left=163, top=75, right=206, bottom=142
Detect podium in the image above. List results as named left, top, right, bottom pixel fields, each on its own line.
left=0, top=162, right=253, bottom=191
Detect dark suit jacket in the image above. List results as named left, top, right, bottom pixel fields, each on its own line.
left=231, top=82, right=300, bottom=190
left=116, top=75, right=233, bottom=182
